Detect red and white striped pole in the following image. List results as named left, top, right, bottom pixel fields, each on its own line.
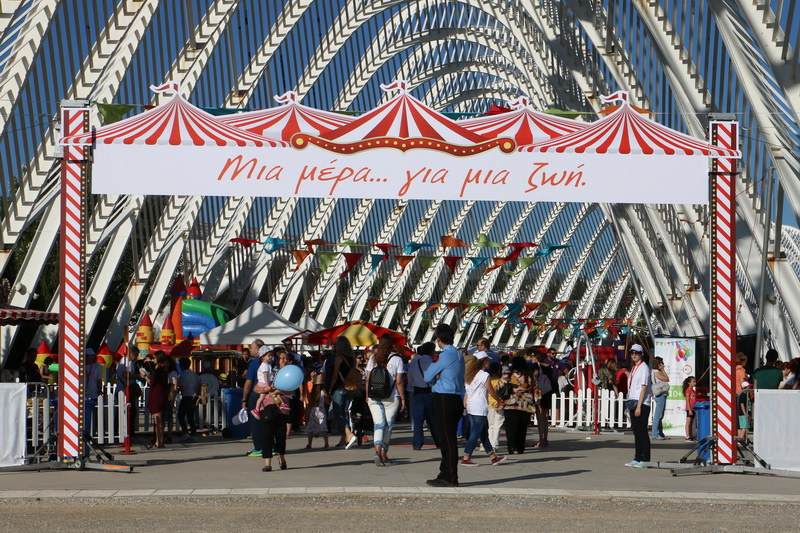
left=709, top=119, right=739, bottom=465
left=57, top=102, right=90, bottom=460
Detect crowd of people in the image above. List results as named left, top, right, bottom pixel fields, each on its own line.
left=6, top=327, right=799, bottom=481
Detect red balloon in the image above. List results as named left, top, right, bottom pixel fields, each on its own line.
left=677, top=348, right=686, bottom=358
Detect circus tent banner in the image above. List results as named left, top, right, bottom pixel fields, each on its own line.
left=61, top=83, right=740, bottom=204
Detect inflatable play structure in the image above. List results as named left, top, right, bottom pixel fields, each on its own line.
left=137, top=277, right=235, bottom=357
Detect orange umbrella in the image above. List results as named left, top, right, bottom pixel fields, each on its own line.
left=303, top=320, right=406, bottom=347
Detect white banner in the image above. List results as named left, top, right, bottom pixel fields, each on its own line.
left=0, top=383, right=27, bottom=467
left=90, top=144, right=710, bottom=204
left=754, top=390, right=800, bottom=472
left=654, top=338, right=696, bottom=437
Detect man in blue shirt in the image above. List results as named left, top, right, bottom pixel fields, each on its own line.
left=423, top=323, right=465, bottom=487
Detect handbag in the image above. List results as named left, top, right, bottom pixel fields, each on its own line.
left=536, top=364, right=553, bottom=395
left=339, top=361, right=362, bottom=392
left=651, top=379, right=670, bottom=397
left=497, top=380, right=515, bottom=400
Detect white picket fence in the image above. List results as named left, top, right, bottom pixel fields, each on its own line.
left=26, top=385, right=640, bottom=451
left=28, top=384, right=227, bottom=450
left=548, top=388, right=634, bottom=430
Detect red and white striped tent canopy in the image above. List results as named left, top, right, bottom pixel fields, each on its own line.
left=319, top=80, right=490, bottom=145
left=216, top=91, right=354, bottom=142
left=520, top=99, right=740, bottom=157
left=459, top=96, right=587, bottom=145
left=0, top=305, right=58, bottom=326
left=61, top=83, right=288, bottom=147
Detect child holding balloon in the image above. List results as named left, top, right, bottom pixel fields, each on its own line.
left=260, top=364, right=303, bottom=472
left=251, top=350, right=275, bottom=420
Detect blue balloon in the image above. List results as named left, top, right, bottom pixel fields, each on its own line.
left=273, top=365, right=304, bottom=391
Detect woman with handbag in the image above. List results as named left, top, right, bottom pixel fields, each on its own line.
left=499, top=355, right=537, bottom=455
left=531, top=352, right=555, bottom=448
left=326, top=336, right=359, bottom=449
left=650, top=356, right=670, bottom=440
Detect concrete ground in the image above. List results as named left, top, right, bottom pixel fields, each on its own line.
left=1, top=422, right=798, bottom=501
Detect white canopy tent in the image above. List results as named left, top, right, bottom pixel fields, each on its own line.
left=199, top=301, right=302, bottom=346
left=295, top=314, right=324, bottom=333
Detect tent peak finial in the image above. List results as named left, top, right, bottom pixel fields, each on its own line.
left=508, top=96, right=530, bottom=110
left=149, top=81, right=181, bottom=96
left=274, top=91, right=298, bottom=104
left=380, top=80, right=409, bottom=94
left=599, top=91, right=629, bottom=104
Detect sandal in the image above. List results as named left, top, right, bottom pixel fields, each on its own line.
left=145, top=444, right=156, bottom=450
left=262, top=466, right=271, bottom=472
left=280, top=460, right=287, bottom=470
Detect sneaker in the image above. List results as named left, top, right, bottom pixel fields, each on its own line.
left=624, top=460, right=639, bottom=467
left=374, top=453, right=385, bottom=467
left=461, top=458, right=479, bottom=467
left=250, top=409, right=261, bottom=420
left=490, top=455, right=507, bottom=466
left=247, top=449, right=262, bottom=457
left=426, top=478, right=459, bottom=488
left=632, top=461, right=647, bottom=468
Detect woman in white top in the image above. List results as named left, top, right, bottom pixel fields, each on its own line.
left=365, top=334, right=406, bottom=466
left=461, top=354, right=506, bottom=466
left=625, top=344, right=652, bottom=468
left=650, top=356, right=669, bottom=439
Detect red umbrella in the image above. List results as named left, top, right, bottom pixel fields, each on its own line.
left=302, top=320, right=406, bottom=347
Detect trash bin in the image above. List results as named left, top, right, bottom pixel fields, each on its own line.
left=222, top=388, right=250, bottom=439
left=694, top=401, right=711, bottom=461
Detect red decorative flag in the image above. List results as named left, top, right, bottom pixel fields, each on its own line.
left=230, top=238, right=260, bottom=248
left=373, top=243, right=399, bottom=258
left=441, top=235, right=469, bottom=251
left=395, top=255, right=414, bottom=276
left=447, top=302, right=468, bottom=311
left=554, top=300, right=571, bottom=312
left=291, top=249, right=312, bottom=270
left=443, top=256, right=461, bottom=274
left=408, top=301, right=424, bottom=313
left=305, top=238, right=331, bottom=253
left=519, top=302, right=543, bottom=317
left=366, top=299, right=382, bottom=312
left=483, top=257, right=509, bottom=274
left=339, top=252, right=363, bottom=279
left=487, top=104, right=512, bottom=115
left=505, top=242, right=536, bottom=262
left=480, top=303, right=505, bottom=316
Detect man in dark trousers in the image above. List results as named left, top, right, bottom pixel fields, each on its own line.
left=423, top=323, right=465, bottom=487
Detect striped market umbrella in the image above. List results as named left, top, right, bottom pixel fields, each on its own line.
left=303, top=320, right=406, bottom=347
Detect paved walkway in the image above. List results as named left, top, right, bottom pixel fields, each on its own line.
left=2, top=424, right=798, bottom=503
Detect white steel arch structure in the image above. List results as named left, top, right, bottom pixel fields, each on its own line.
left=0, top=0, right=798, bottom=369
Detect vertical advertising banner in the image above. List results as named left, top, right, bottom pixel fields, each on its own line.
left=654, top=338, right=696, bottom=437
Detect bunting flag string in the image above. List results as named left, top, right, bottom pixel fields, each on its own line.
left=226, top=234, right=573, bottom=279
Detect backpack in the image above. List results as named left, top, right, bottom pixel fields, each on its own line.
left=368, top=356, right=396, bottom=400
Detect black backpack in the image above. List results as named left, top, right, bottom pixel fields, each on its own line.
left=368, top=356, right=396, bottom=400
